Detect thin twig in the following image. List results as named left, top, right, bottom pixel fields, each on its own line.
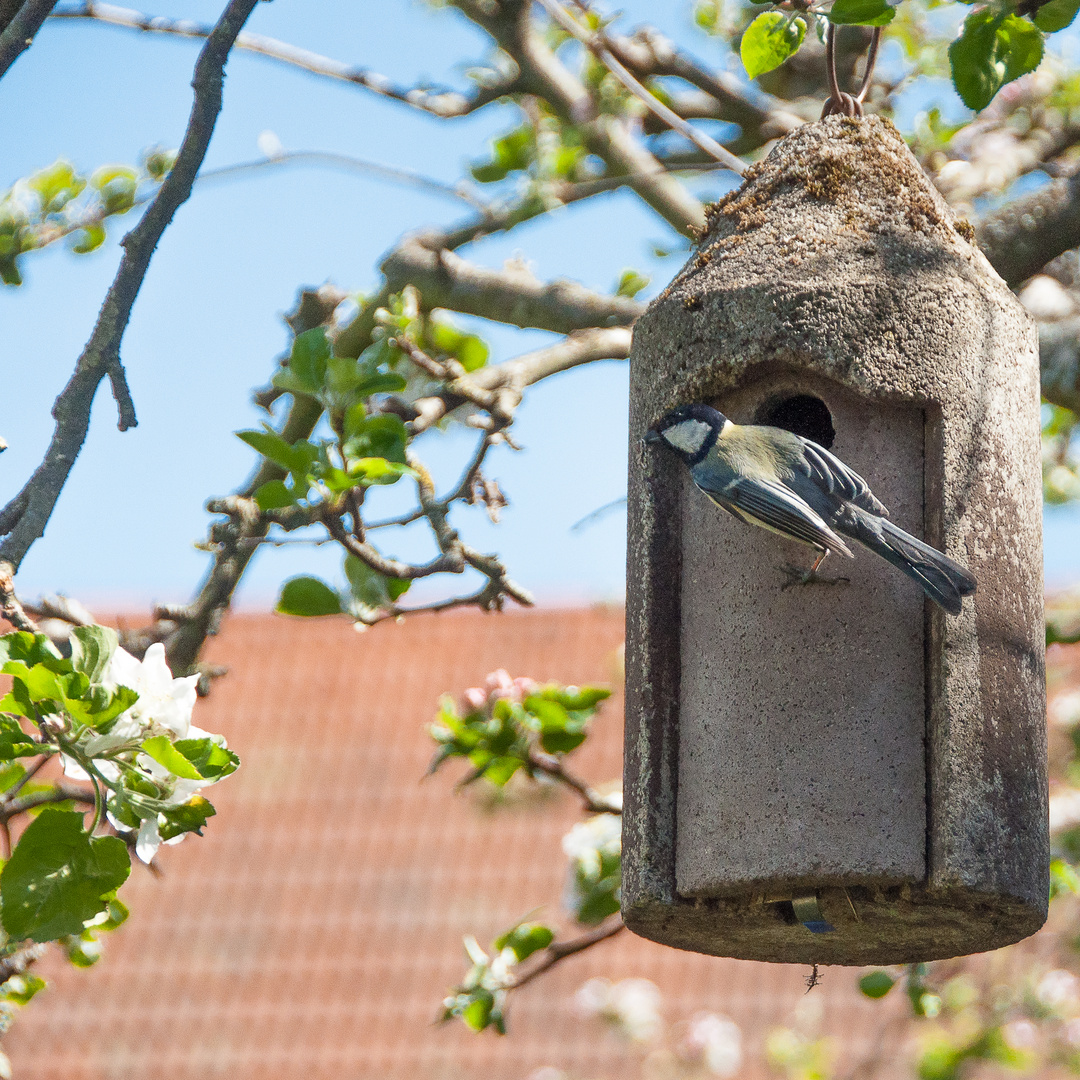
left=535, top=0, right=745, bottom=175
left=198, top=150, right=489, bottom=209
left=51, top=1, right=516, bottom=117
left=0, top=560, right=39, bottom=631
left=5, top=754, right=50, bottom=800
left=1, top=783, right=95, bottom=820
left=0, top=0, right=262, bottom=571
left=0, top=0, right=59, bottom=79
left=508, top=917, right=625, bottom=989
left=528, top=749, right=621, bottom=814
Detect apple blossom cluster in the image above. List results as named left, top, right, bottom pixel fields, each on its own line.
left=0, top=626, right=238, bottom=955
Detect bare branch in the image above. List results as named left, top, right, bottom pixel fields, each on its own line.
left=528, top=748, right=622, bottom=814
left=457, top=0, right=705, bottom=232
left=405, top=326, right=633, bottom=434
left=198, top=150, right=489, bottom=210
left=0, top=560, right=39, bottom=632
left=0, top=0, right=58, bottom=79
left=321, top=507, right=465, bottom=579
left=52, top=1, right=517, bottom=116
left=536, top=0, right=745, bottom=175
left=508, top=917, right=625, bottom=989
left=977, top=168, right=1080, bottom=288
left=382, top=233, right=643, bottom=334
left=0, top=0, right=261, bottom=572
left=605, top=25, right=802, bottom=155
left=0, top=943, right=48, bottom=986
left=1039, top=316, right=1080, bottom=414
left=2, top=783, right=95, bottom=820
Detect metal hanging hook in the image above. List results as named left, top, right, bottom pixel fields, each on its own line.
left=821, top=23, right=883, bottom=119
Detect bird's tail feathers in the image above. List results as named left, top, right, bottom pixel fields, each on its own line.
left=845, top=513, right=976, bottom=616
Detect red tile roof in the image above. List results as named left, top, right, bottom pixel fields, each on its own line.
left=7, top=609, right=911, bottom=1079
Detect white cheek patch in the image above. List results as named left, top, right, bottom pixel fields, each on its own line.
left=662, top=418, right=712, bottom=455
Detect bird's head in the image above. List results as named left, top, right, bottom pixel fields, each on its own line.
left=645, top=403, right=729, bottom=464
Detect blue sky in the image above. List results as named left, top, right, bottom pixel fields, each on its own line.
left=0, top=0, right=1077, bottom=611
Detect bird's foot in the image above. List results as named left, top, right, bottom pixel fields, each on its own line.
left=779, top=564, right=851, bottom=591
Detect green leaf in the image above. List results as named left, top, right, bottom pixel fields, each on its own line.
left=0, top=631, right=63, bottom=667
left=0, top=972, right=46, bottom=1005
left=1034, top=0, right=1079, bottom=32
left=253, top=479, right=297, bottom=510
left=344, top=555, right=410, bottom=610
left=1, top=809, right=130, bottom=943
left=860, top=970, right=897, bottom=998
left=0, top=716, right=38, bottom=759
left=140, top=735, right=203, bottom=780
left=0, top=762, right=25, bottom=793
left=428, top=321, right=489, bottom=372
left=70, top=224, right=106, bottom=254
left=741, top=13, right=807, bottom=79
left=84, top=685, right=139, bottom=732
left=347, top=457, right=412, bottom=486
left=89, top=165, right=137, bottom=191
left=342, top=414, right=408, bottom=466
left=828, top=0, right=895, bottom=25
left=555, top=686, right=611, bottom=710
left=471, top=126, right=534, bottom=184
left=463, top=988, right=496, bottom=1030
left=1050, top=857, right=1080, bottom=897
left=287, top=328, right=331, bottom=395
left=158, top=796, right=216, bottom=841
left=276, top=576, right=342, bottom=617
left=171, top=738, right=239, bottom=779
left=355, top=372, right=408, bottom=397
left=615, top=269, right=650, bottom=299
left=948, top=10, right=1044, bottom=111
left=237, top=428, right=303, bottom=472
left=494, top=922, right=554, bottom=962
left=69, top=625, right=118, bottom=684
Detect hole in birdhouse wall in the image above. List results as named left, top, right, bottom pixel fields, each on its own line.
left=756, top=394, right=836, bottom=448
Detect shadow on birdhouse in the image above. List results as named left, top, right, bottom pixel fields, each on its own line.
left=623, top=115, right=1047, bottom=965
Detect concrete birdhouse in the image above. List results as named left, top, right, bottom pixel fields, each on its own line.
left=622, top=115, right=1047, bottom=965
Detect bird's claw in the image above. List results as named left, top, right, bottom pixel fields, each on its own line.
left=779, top=564, right=851, bottom=591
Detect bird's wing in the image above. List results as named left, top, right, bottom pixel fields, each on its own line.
left=700, top=475, right=854, bottom=556
left=795, top=438, right=889, bottom=517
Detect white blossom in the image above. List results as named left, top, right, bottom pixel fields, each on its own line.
left=686, top=1013, right=743, bottom=1077
left=562, top=813, right=621, bottom=877
left=1037, top=969, right=1080, bottom=1016
left=574, top=977, right=662, bottom=1042
left=1050, top=788, right=1080, bottom=834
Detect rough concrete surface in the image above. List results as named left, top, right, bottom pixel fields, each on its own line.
left=623, top=115, right=1048, bottom=965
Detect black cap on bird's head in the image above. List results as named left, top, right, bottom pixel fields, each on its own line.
left=645, top=402, right=729, bottom=464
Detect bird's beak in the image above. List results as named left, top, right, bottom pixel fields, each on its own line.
left=644, top=428, right=662, bottom=446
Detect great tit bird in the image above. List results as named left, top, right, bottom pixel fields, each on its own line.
left=645, top=403, right=976, bottom=615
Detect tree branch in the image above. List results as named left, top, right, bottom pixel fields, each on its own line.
left=0, top=560, right=39, bottom=632
left=508, top=916, right=625, bottom=989
left=604, top=25, right=802, bottom=156
left=52, top=1, right=517, bottom=116
left=528, top=748, right=622, bottom=814
left=977, top=168, right=1080, bottom=288
left=0, top=0, right=58, bottom=79
left=403, top=326, right=633, bottom=434
left=535, top=0, right=745, bottom=175
left=1039, top=316, right=1080, bottom=414
left=381, top=232, right=643, bottom=334
left=0, top=0, right=260, bottom=573
left=458, top=0, right=705, bottom=233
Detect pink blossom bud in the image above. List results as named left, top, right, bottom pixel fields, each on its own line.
left=485, top=669, right=515, bottom=699
left=462, top=687, right=487, bottom=712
